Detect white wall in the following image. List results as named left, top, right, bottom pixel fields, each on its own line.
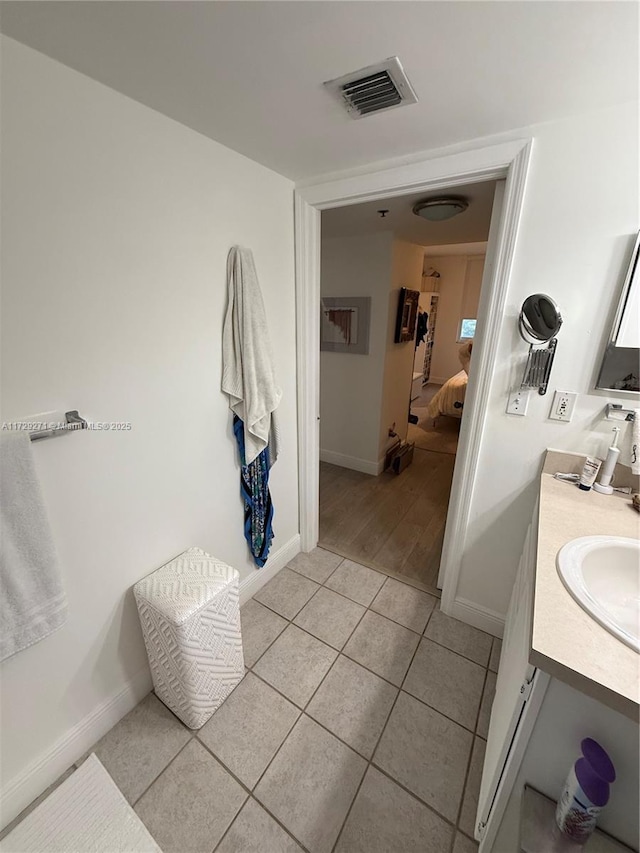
left=319, top=233, right=393, bottom=473
left=0, top=36, right=298, bottom=821
left=320, top=235, right=424, bottom=471
left=425, top=253, right=484, bottom=383
left=380, top=241, right=425, bottom=447
left=455, top=100, right=639, bottom=623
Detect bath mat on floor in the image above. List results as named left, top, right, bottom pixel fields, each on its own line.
left=0, top=754, right=161, bottom=853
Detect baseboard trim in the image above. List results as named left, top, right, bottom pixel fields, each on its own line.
left=427, top=376, right=447, bottom=386
left=0, top=666, right=152, bottom=830
left=319, top=448, right=380, bottom=476
left=444, top=596, right=505, bottom=638
left=1, top=533, right=302, bottom=831
left=239, top=533, right=301, bottom=605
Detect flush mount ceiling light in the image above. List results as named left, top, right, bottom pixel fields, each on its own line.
left=412, top=197, right=469, bottom=222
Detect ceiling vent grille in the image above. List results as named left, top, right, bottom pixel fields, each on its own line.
left=324, top=57, right=418, bottom=119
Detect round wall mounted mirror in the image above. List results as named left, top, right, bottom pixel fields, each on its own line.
left=518, top=294, right=563, bottom=344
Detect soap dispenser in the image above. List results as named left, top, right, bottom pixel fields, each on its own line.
left=593, top=427, right=620, bottom=494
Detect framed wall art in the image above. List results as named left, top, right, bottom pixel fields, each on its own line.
left=320, top=296, right=371, bottom=354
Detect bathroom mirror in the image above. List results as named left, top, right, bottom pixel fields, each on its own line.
left=596, top=232, right=640, bottom=393
left=518, top=294, right=563, bottom=344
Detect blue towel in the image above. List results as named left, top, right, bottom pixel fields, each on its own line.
left=233, top=415, right=274, bottom=567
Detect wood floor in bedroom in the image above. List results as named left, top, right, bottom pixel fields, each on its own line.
left=319, top=448, right=456, bottom=594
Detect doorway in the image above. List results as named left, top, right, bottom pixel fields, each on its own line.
left=317, top=186, right=497, bottom=594
left=294, top=139, right=532, bottom=620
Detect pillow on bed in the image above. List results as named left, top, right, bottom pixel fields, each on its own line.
left=459, top=341, right=473, bottom=375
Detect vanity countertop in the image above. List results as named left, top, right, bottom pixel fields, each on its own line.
left=532, top=465, right=640, bottom=720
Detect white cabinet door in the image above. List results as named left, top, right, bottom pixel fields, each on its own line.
left=477, top=503, right=550, bottom=849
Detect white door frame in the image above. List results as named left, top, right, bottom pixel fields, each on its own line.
left=294, top=137, right=533, bottom=621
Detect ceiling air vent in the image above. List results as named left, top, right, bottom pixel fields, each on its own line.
left=324, top=57, right=418, bottom=119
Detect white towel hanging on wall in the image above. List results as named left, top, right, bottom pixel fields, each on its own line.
left=222, top=246, right=281, bottom=466
left=0, top=433, right=67, bottom=661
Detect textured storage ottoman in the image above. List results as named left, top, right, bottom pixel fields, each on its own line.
left=134, top=547, right=244, bottom=729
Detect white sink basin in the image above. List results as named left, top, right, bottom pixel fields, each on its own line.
left=557, top=536, right=640, bottom=653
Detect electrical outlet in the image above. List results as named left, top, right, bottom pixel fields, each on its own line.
left=506, top=389, right=530, bottom=416
left=549, top=390, right=578, bottom=422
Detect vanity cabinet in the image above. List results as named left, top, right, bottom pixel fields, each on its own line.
left=490, top=679, right=639, bottom=851
left=477, top=498, right=640, bottom=852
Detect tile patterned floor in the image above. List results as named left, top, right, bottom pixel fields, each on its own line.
left=4, top=548, right=502, bottom=852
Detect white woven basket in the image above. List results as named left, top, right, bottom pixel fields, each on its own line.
left=134, top=547, right=244, bottom=729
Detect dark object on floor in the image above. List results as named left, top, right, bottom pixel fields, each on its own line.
left=408, top=413, right=419, bottom=424
left=391, top=442, right=415, bottom=475
left=384, top=435, right=402, bottom=471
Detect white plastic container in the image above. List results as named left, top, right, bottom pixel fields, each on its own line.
left=556, top=752, right=612, bottom=843
left=134, top=547, right=244, bottom=729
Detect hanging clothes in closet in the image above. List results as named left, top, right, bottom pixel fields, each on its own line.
left=415, top=310, right=429, bottom=347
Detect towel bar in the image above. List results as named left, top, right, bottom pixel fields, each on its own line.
left=604, top=404, right=636, bottom=423
left=30, top=410, right=88, bottom=441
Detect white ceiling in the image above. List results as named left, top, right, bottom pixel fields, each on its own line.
left=322, top=179, right=495, bottom=245
left=1, top=2, right=637, bottom=181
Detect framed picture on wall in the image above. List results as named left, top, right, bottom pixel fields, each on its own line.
left=320, top=297, right=371, bottom=354
left=394, top=287, right=420, bottom=342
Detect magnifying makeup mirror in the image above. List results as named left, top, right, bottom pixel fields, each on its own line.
left=518, top=294, right=562, bottom=395
left=518, top=294, right=563, bottom=344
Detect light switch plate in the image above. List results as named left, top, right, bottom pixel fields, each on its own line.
left=549, top=390, right=578, bottom=422
left=506, top=389, right=529, bottom=416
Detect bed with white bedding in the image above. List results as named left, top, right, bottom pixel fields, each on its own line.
left=426, top=369, right=468, bottom=419
left=425, top=341, right=472, bottom=420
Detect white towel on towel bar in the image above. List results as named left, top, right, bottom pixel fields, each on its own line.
left=0, top=433, right=67, bottom=661
left=222, top=246, right=282, bottom=466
